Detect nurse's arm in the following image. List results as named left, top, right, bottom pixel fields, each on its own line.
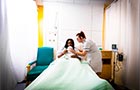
left=76, top=50, right=87, bottom=56
left=69, top=48, right=87, bottom=56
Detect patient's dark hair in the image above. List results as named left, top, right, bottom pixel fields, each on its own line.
left=76, top=31, right=86, bottom=39
left=64, top=38, right=75, bottom=49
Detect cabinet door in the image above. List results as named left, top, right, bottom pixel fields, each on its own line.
left=100, top=51, right=112, bottom=80
left=100, top=59, right=111, bottom=79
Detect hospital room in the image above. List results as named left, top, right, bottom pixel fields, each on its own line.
left=0, top=0, right=139, bottom=90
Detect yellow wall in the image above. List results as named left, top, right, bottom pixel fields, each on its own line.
left=37, top=5, right=44, bottom=47
left=102, top=3, right=110, bottom=50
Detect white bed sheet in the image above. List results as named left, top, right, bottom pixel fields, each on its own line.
left=25, top=56, right=114, bottom=90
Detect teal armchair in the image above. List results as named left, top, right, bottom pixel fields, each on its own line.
left=26, top=47, right=54, bottom=85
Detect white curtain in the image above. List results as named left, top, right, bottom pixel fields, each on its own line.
left=0, top=0, right=17, bottom=90
left=105, top=0, right=139, bottom=90
left=0, top=0, right=38, bottom=89
left=6, top=0, right=38, bottom=82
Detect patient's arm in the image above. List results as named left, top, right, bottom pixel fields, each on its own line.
left=71, top=54, right=77, bottom=58
left=78, top=48, right=83, bottom=52
left=71, top=54, right=81, bottom=61
left=69, top=48, right=86, bottom=57
left=57, top=49, right=67, bottom=58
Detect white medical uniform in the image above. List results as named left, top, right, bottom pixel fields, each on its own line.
left=82, top=39, right=102, bottom=73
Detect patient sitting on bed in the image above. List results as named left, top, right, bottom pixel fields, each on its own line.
left=57, top=38, right=81, bottom=60
left=25, top=38, right=114, bottom=90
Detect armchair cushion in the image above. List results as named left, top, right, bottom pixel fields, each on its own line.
left=27, top=66, right=49, bottom=81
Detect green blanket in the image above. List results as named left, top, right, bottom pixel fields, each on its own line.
left=25, top=57, right=114, bottom=90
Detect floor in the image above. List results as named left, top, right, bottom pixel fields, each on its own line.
left=111, top=83, right=131, bottom=90
left=15, top=82, right=131, bottom=90
left=15, top=83, right=26, bottom=90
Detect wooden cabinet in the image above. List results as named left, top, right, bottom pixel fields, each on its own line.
left=100, top=50, right=113, bottom=80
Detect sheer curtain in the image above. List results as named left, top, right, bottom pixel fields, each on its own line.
left=0, top=0, right=38, bottom=89
left=0, top=0, right=17, bottom=90
left=105, top=0, right=139, bottom=90
left=6, top=0, right=38, bottom=82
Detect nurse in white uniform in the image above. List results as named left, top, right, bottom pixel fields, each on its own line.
left=70, top=31, right=102, bottom=74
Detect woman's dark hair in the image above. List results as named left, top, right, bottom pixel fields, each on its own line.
left=64, top=38, right=75, bottom=49
left=76, top=31, right=86, bottom=39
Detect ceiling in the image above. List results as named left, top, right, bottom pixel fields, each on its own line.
left=42, top=0, right=106, bottom=3
left=35, top=0, right=114, bottom=5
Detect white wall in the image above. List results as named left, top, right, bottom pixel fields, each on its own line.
left=43, top=1, right=104, bottom=51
